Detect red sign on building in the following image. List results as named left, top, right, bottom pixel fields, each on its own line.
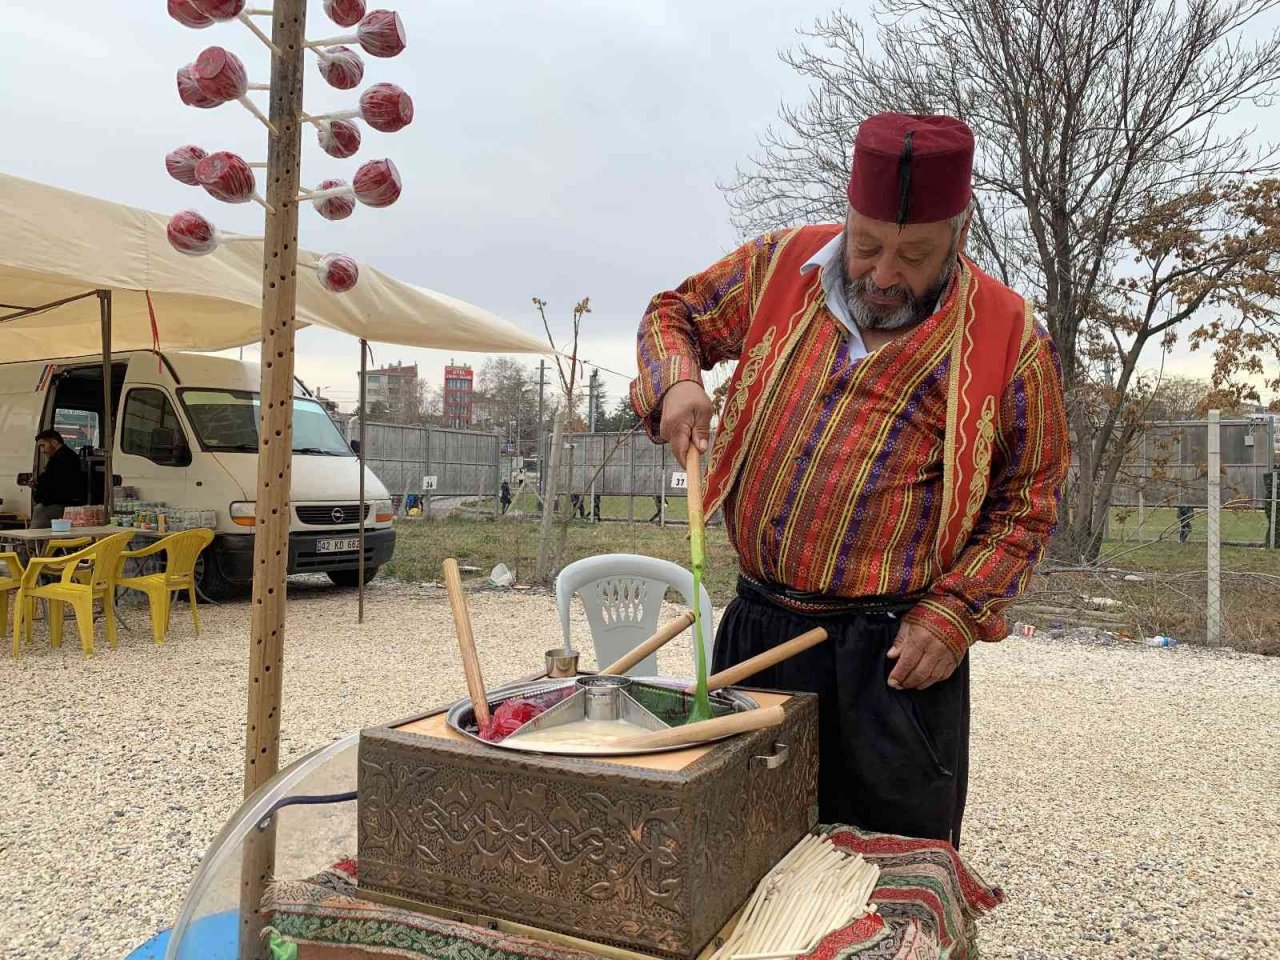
left=443, top=362, right=473, bottom=428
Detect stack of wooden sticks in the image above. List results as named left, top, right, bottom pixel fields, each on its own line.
left=711, top=832, right=881, bottom=960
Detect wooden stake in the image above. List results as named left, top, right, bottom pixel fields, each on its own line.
left=97, top=290, right=113, bottom=516
left=443, top=558, right=491, bottom=731
left=357, top=338, right=367, bottom=623
left=239, top=2, right=306, bottom=958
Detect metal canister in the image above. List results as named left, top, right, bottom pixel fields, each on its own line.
left=578, top=675, right=631, bottom=722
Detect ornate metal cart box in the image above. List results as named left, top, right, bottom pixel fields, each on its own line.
left=356, top=689, right=819, bottom=960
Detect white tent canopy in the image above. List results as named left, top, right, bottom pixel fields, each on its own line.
left=0, top=172, right=547, bottom=361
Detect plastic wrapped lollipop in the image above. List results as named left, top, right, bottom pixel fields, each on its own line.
left=188, top=0, right=246, bottom=18
left=317, top=253, right=359, bottom=293
left=304, top=82, right=413, bottom=134
left=316, top=119, right=362, bottom=159
left=310, top=179, right=355, bottom=220
left=306, top=9, right=406, bottom=58
left=194, top=151, right=272, bottom=211
left=165, top=145, right=209, bottom=186
left=180, top=47, right=275, bottom=132
left=165, top=210, right=260, bottom=257
left=177, top=64, right=220, bottom=109
left=323, top=0, right=366, bottom=28
left=352, top=158, right=401, bottom=207
left=316, top=45, right=364, bottom=90
left=168, top=0, right=214, bottom=28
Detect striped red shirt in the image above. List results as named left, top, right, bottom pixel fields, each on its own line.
left=630, top=228, right=1070, bottom=655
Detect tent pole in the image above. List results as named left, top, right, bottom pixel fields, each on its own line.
left=358, top=337, right=367, bottom=623
left=240, top=2, right=307, bottom=958
left=97, top=290, right=113, bottom=515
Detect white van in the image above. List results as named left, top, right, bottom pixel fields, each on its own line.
left=0, top=350, right=396, bottom=597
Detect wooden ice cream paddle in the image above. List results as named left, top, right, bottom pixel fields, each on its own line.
left=598, top=610, right=696, bottom=676
left=443, top=558, right=491, bottom=733
left=613, top=704, right=786, bottom=750
left=694, top=626, right=829, bottom=693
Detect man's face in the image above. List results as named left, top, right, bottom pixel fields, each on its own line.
left=36, top=438, right=57, bottom=458
left=841, top=208, right=968, bottom=330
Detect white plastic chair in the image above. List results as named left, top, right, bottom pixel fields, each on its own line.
left=555, top=554, right=714, bottom=677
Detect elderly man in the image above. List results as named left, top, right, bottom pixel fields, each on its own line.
left=630, top=113, right=1069, bottom=845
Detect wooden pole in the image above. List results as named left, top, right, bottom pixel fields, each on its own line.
left=358, top=338, right=367, bottom=623
left=535, top=410, right=564, bottom=580
left=240, top=2, right=306, bottom=956
left=97, top=290, right=113, bottom=515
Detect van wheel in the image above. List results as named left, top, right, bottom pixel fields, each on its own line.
left=194, top=553, right=237, bottom=601
left=327, top=566, right=380, bottom=588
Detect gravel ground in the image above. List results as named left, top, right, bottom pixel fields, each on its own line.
left=1, top=578, right=1277, bottom=960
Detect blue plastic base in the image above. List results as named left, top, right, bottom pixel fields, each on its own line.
left=124, top=910, right=238, bottom=960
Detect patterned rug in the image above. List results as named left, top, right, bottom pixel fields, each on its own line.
left=262, top=828, right=1003, bottom=960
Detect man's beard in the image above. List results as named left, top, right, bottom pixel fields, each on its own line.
left=845, top=259, right=954, bottom=331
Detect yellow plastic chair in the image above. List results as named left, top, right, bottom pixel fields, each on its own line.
left=44, top=536, right=92, bottom=557
left=114, top=529, right=215, bottom=644
left=1, top=552, right=24, bottom=650
left=14, top=532, right=133, bottom=657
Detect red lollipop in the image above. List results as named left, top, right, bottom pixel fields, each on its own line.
left=194, top=151, right=256, bottom=204
left=353, top=158, right=401, bottom=207
left=189, top=0, right=246, bottom=19
left=317, top=45, right=364, bottom=90
left=359, top=83, right=413, bottom=133
left=167, top=210, right=219, bottom=256
left=311, top=179, right=355, bottom=221
left=358, top=10, right=406, bottom=57
left=324, top=0, right=366, bottom=28
left=316, top=119, right=362, bottom=158
left=168, top=0, right=214, bottom=28
left=192, top=46, right=248, bottom=103
left=166, top=145, right=209, bottom=186
left=317, top=254, right=359, bottom=293
left=177, top=64, right=220, bottom=108
left=310, top=9, right=405, bottom=59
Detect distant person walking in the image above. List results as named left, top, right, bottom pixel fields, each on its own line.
left=500, top=480, right=512, bottom=514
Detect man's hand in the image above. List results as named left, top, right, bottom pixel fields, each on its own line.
left=887, top=621, right=961, bottom=690
left=659, top=380, right=714, bottom=464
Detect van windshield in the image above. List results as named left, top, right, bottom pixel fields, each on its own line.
left=179, top=389, right=353, bottom=456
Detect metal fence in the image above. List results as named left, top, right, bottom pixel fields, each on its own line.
left=345, top=419, right=500, bottom=504
left=1106, top=417, right=1278, bottom=545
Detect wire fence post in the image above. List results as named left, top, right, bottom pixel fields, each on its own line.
left=1206, top=409, right=1221, bottom=646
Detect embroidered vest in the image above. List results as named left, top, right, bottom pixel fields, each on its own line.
left=703, top=225, right=1034, bottom=572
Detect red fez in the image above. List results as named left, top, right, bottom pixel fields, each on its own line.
left=847, top=113, right=974, bottom=225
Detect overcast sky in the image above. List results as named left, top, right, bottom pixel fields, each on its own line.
left=4, top=1, right=1276, bottom=410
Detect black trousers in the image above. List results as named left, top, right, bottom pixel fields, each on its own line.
left=713, top=581, right=970, bottom=846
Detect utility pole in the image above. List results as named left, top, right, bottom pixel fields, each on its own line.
left=588, top=368, right=600, bottom=522
left=537, top=359, right=548, bottom=500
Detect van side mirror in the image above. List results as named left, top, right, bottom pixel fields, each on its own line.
left=349, top=439, right=362, bottom=456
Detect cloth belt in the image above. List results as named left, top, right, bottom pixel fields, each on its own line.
left=736, top=573, right=921, bottom=618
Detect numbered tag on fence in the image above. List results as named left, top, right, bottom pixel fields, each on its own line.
left=670, top=471, right=688, bottom=489
left=421, top=475, right=438, bottom=491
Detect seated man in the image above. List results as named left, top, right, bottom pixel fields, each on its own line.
left=29, top=428, right=85, bottom=528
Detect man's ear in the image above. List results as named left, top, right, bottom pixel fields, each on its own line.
left=957, top=213, right=973, bottom=255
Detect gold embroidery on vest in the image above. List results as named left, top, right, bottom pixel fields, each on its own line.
left=957, top=393, right=998, bottom=545
left=708, top=326, right=775, bottom=475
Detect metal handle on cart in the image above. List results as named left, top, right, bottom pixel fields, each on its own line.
left=751, top=742, right=790, bottom=770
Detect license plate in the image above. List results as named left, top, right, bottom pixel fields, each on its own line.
left=316, top=537, right=361, bottom=554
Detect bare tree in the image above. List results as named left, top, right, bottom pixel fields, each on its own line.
left=723, top=0, right=1280, bottom=560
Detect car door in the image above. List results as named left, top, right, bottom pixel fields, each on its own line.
left=115, top=386, right=193, bottom=507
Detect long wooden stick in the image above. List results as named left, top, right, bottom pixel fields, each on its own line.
left=598, top=611, right=695, bottom=676
left=240, top=2, right=307, bottom=958
left=701, top=627, right=828, bottom=692
left=613, top=704, right=784, bottom=750
left=443, top=558, right=491, bottom=730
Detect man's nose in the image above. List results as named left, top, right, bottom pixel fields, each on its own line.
left=870, top=258, right=900, bottom=291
